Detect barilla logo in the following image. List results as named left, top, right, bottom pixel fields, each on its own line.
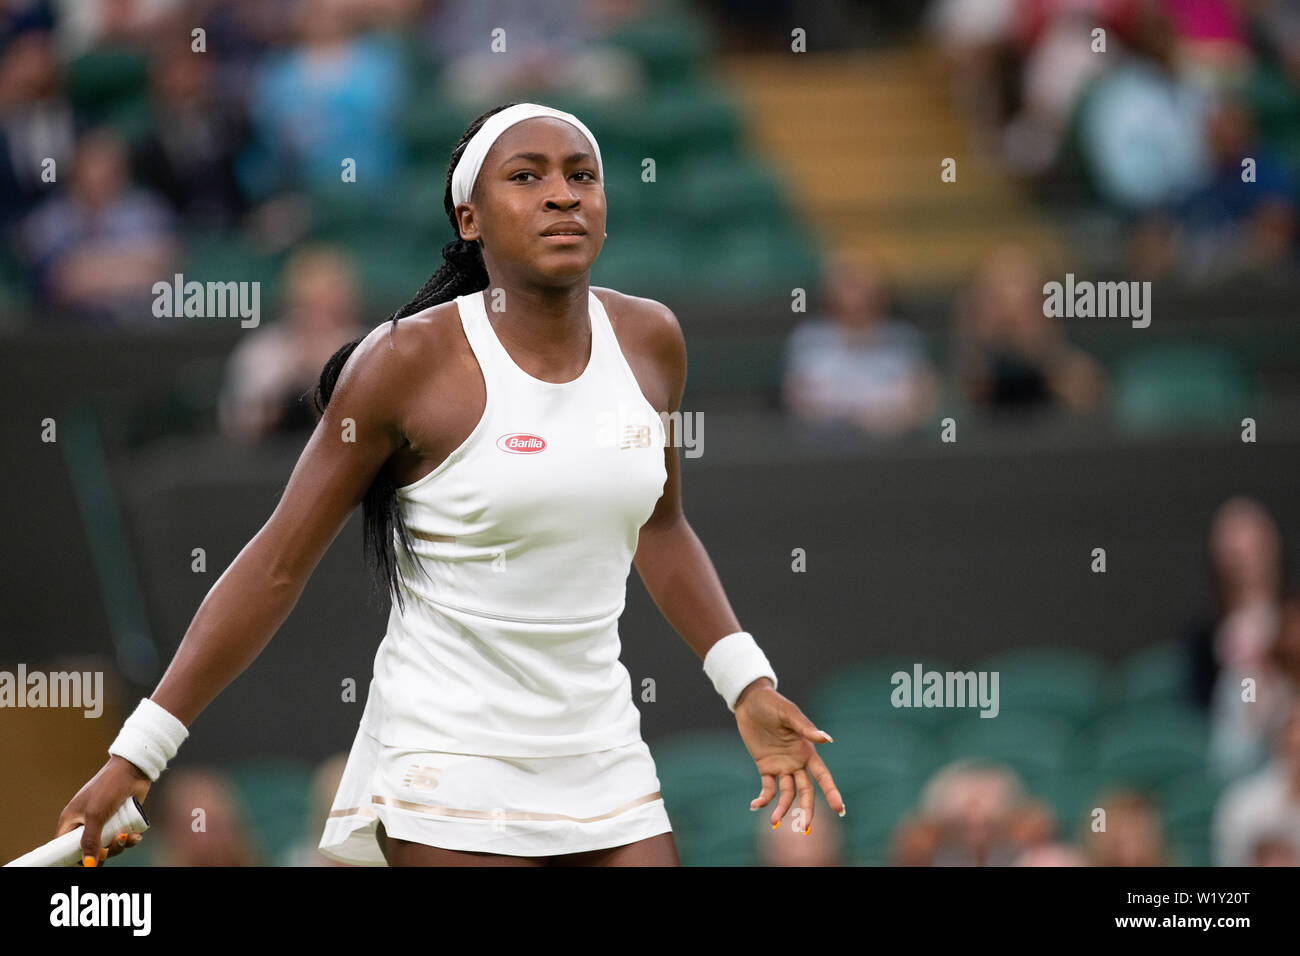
left=497, top=433, right=547, bottom=454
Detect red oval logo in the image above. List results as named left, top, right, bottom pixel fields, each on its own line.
left=497, top=433, right=547, bottom=454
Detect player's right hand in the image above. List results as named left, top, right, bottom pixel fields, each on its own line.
left=56, top=755, right=151, bottom=866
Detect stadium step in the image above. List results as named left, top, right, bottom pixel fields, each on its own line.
left=714, top=46, right=1068, bottom=287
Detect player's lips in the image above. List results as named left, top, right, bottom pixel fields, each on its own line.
left=539, top=221, right=587, bottom=238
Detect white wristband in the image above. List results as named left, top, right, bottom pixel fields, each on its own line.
left=107, top=698, right=189, bottom=782
left=703, top=631, right=777, bottom=712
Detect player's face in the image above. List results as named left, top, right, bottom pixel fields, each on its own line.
left=458, top=118, right=606, bottom=282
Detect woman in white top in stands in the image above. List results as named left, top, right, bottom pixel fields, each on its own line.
left=56, top=102, right=845, bottom=867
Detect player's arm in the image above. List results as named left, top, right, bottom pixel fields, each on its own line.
left=630, top=300, right=749, bottom=665
left=149, top=326, right=413, bottom=727
left=631, top=300, right=842, bottom=828
left=55, top=321, right=418, bottom=862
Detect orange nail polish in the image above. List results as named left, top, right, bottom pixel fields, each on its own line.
left=83, top=855, right=96, bottom=867
left=771, top=820, right=779, bottom=829
left=804, top=826, right=812, bottom=836
left=98, top=847, right=108, bottom=860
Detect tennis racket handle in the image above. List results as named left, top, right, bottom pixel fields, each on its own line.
left=4, top=797, right=149, bottom=867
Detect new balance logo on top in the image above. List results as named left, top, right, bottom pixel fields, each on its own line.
left=620, top=425, right=652, bottom=449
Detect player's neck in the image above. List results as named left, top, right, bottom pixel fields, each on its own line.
left=481, top=279, right=591, bottom=351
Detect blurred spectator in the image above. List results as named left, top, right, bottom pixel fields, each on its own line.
left=925, top=0, right=1019, bottom=146
left=132, top=44, right=251, bottom=232
left=1252, top=0, right=1300, bottom=88
left=18, top=125, right=179, bottom=322
left=950, top=243, right=1106, bottom=415
left=1249, top=831, right=1300, bottom=866
left=151, top=766, right=260, bottom=866
left=1186, top=497, right=1288, bottom=762
left=47, top=0, right=181, bottom=58
left=893, top=758, right=1044, bottom=866
left=1014, top=842, right=1088, bottom=865
left=427, top=0, right=645, bottom=105
left=1084, top=789, right=1168, bottom=865
left=239, top=0, right=406, bottom=200
left=0, top=24, right=79, bottom=231
left=1212, top=697, right=1300, bottom=866
left=781, top=252, right=939, bottom=437
left=1075, top=1, right=1212, bottom=214
left=1178, top=91, right=1297, bottom=281
left=217, top=244, right=367, bottom=444
left=1159, top=0, right=1253, bottom=79
left=281, top=752, right=351, bottom=866
left=1208, top=578, right=1300, bottom=783
left=756, top=792, right=845, bottom=866
left=1001, top=5, right=1109, bottom=176
left=190, top=0, right=300, bottom=105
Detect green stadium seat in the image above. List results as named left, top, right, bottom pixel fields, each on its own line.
left=1247, top=60, right=1300, bottom=179
left=225, top=760, right=315, bottom=866
left=1087, top=704, right=1209, bottom=790
left=681, top=826, right=760, bottom=867
left=331, top=231, right=441, bottom=310
left=1117, top=640, right=1191, bottom=710
left=1157, top=770, right=1223, bottom=849
left=975, top=646, right=1107, bottom=726
left=652, top=729, right=761, bottom=862
left=1171, top=838, right=1212, bottom=867
left=65, top=47, right=150, bottom=122
left=617, top=87, right=744, bottom=170
left=605, top=11, right=715, bottom=87
left=684, top=222, right=820, bottom=300
left=653, top=729, right=757, bottom=802
left=0, top=256, right=31, bottom=326
left=590, top=231, right=694, bottom=299
left=1032, top=768, right=1110, bottom=837
left=837, top=769, right=925, bottom=862
left=829, top=717, right=944, bottom=780
left=678, top=154, right=787, bottom=228
left=1112, top=344, right=1257, bottom=433
left=806, top=656, right=960, bottom=735
left=183, top=234, right=285, bottom=304
left=601, top=158, right=658, bottom=222
left=941, top=711, right=1075, bottom=782
left=401, top=95, right=478, bottom=166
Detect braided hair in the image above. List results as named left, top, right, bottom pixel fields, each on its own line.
left=311, top=102, right=518, bottom=613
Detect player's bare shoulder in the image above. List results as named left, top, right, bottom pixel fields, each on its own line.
left=592, top=287, right=686, bottom=411
left=320, top=301, right=469, bottom=436
left=593, top=287, right=681, bottom=347
left=358, top=301, right=469, bottom=385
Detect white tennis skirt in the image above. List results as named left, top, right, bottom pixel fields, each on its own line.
left=318, top=723, right=674, bottom=865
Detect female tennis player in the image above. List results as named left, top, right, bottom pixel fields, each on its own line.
left=55, top=101, right=844, bottom=867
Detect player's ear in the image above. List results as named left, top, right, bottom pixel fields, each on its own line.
left=456, top=204, right=480, bottom=243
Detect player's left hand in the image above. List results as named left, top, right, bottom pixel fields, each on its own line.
left=733, top=679, right=845, bottom=834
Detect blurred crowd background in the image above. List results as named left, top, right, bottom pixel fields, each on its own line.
left=2, top=0, right=1299, bottom=867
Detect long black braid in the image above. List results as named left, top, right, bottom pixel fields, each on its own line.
left=311, top=102, right=518, bottom=613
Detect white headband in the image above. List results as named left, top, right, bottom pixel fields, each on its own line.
left=450, top=102, right=604, bottom=209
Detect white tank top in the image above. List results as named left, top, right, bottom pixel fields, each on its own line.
left=358, top=287, right=668, bottom=758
